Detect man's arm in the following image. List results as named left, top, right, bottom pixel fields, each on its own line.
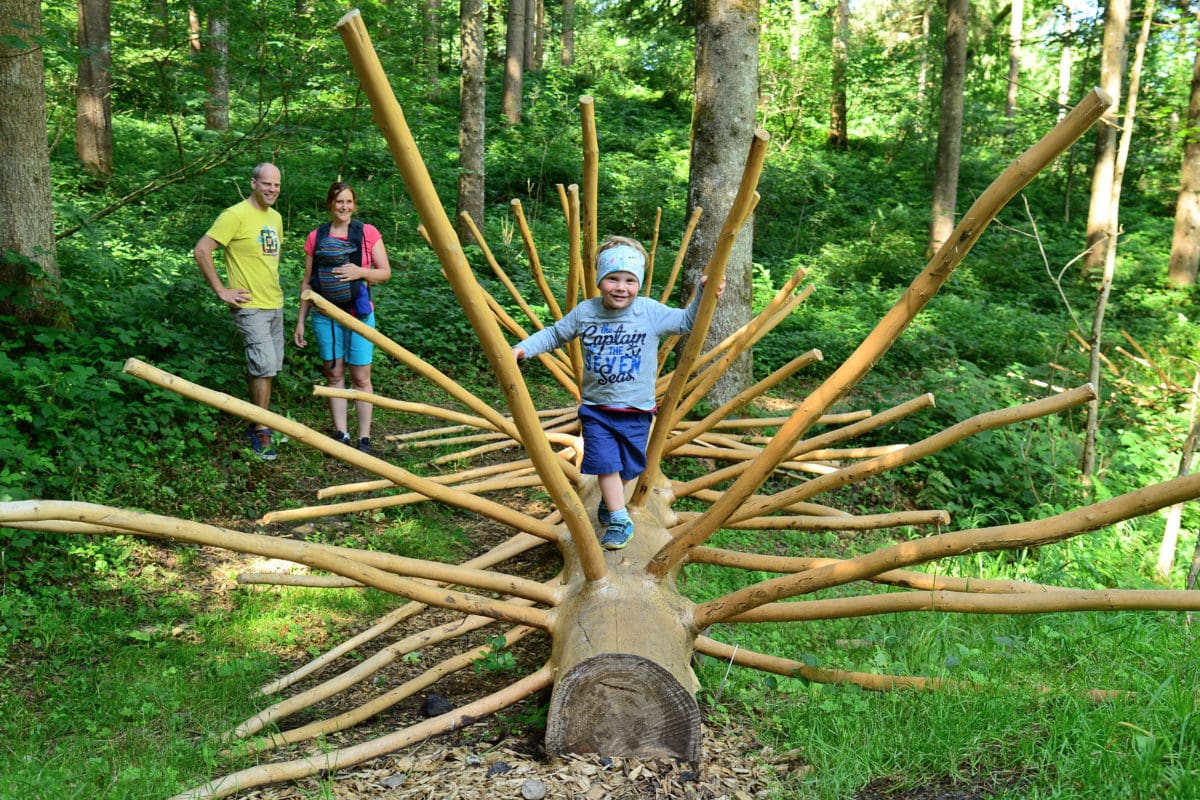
left=194, top=234, right=250, bottom=308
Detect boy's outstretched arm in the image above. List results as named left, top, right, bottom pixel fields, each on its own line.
left=512, top=346, right=526, bottom=362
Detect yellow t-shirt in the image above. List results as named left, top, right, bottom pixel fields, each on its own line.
left=206, top=200, right=284, bottom=309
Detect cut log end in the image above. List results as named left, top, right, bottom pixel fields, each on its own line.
left=545, top=653, right=701, bottom=763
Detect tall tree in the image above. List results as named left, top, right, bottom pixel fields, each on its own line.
left=1168, top=18, right=1200, bottom=286
left=204, top=6, right=229, bottom=131
left=1006, top=0, right=1024, bottom=117
left=1083, top=0, right=1154, bottom=484
left=0, top=0, right=64, bottom=326
left=425, top=0, right=442, bottom=98
left=523, top=0, right=537, bottom=71
left=683, top=0, right=759, bottom=405
left=928, top=0, right=968, bottom=256
left=828, top=0, right=849, bottom=149
left=502, top=0, right=526, bottom=123
left=1058, top=0, right=1074, bottom=121
left=76, top=0, right=113, bottom=179
left=1084, top=0, right=1129, bottom=273
left=561, top=0, right=575, bottom=66
left=458, top=0, right=486, bottom=244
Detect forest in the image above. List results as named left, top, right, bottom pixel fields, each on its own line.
left=2, top=0, right=1200, bottom=797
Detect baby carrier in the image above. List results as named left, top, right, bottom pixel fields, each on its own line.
left=311, top=220, right=371, bottom=316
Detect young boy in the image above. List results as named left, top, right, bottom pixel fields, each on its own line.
left=512, top=236, right=722, bottom=550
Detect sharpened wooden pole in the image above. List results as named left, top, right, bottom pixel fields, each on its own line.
left=649, top=89, right=1114, bottom=578
left=336, top=9, right=607, bottom=583
left=631, top=131, right=769, bottom=507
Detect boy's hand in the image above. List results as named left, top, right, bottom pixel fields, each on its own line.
left=512, top=346, right=526, bottom=362
left=699, top=275, right=726, bottom=298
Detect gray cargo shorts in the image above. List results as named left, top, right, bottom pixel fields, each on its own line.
left=231, top=306, right=285, bottom=378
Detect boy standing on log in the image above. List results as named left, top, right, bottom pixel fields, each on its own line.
left=513, top=236, right=722, bottom=550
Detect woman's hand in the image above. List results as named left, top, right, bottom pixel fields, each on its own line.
left=331, top=263, right=362, bottom=282
left=293, top=323, right=307, bottom=348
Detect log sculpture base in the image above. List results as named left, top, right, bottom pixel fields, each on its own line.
left=546, top=653, right=701, bottom=763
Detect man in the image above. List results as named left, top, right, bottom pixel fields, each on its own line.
left=194, top=162, right=285, bottom=460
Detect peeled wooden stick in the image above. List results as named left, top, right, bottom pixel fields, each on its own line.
left=304, top=291, right=519, bottom=436
left=170, top=665, right=555, bottom=800
left=633, top=134, right=768, bottom=502
left=691, top=546, right=1072, bottom=594
left=735, top=385, right=1094, bottom=523
left=341, top=10, right=608, bottom=583
left=261, top=472, right=550, bottom=525
left=671, top=509, right=949, bottom=531
left=124, top=358, right=555, bottom=537
left=229, top=597, right=539, bottom=740
left=233, top=625, right=538, bottom=756
left=666, top=350, right=823, bottom=453
left=695, top=471, right=1200, bottom=626
left=649, top=89, right=1113, bottom=578
left=580, top=95, right=599, bottom=294
left=313, top=387, right=501, bottom=432
left=728, top=587, right=1200, bottom=623
left=658, top=206, right=702, bottom=304
left=0, top=501, right=552, bottom=628
left=262, top=530, right=549, bottom=695
left=644, top=206, right=662, bottom=294
left=511, top=199, right=562, bottom=317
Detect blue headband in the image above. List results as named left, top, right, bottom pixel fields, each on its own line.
left=596, top=244, right=645, bottom=287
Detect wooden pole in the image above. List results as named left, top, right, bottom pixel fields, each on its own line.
left=336, top=10, right=606, bottom=582
left=695, top=471, right=1200, bottom=626
left=631, top=132, right=769, bottom=505
left=649, top=89, right=1113, bottom=578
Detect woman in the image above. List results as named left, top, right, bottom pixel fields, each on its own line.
left=294, top=181, right=392, bottom=454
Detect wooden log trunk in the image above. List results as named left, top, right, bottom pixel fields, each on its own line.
left=546, top=479, right=701, bottom=761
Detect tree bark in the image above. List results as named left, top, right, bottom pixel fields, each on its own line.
left=425, top=0, right=441, bottom=98
left=0, top=0, right=65, bottom=327
left=927, top=0, right=968, bottom=256
left=501, top=0, right=525, bottom=123
left=1084, top=0, right=1129, bottom=273
left=457, top=0, right=486, bottom=244
left=523, top=0, right=537, bottom=71
left=561, top=0, right=575, bottom=66
left=1006, top=0, right=1024, bottom=118
left=684, top=0, right=759, bottom=406
left=1057, top=0, right=1073, bottom=121
left=204, top=8, right=229, bottom=131
left=828, top=0, right=849, bottom=149
left=76, top=0, right=113, bottom=179
left=1168, top=16, right=1200, bottom=286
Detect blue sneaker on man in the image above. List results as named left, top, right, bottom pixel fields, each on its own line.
left=247, top=426, right=277, bottom=460
left=601, top=518, right=634, bottom=550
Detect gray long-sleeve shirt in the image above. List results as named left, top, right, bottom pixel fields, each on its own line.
left=516, top=293, right=702, bottom=411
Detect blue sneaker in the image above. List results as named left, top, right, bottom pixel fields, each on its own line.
left=247, top=426, right=277, bottom=460
left=600, top=518, right=634, bottom=550
left=597, top=500, right=611, bottom=527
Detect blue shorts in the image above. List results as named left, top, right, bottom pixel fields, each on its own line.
left=309, top=310, right=376, bottom=366
left=578, top=404, right=652, bottom=481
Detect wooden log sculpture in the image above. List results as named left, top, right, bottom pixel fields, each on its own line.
left=5, top=11, right=1200, bottom=799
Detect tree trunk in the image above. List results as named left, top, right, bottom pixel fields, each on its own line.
left=561, top=0, right=575, bottom=67
left=457, top=0, right=486, bottom=244
left=684, top=0, right=759, bottom=407
left=1057, top=1, right=1073, bottom=121
left=927, top=0, right=968, bottom=256
left=425, top=0, right=441, bottom=99
left=0, top=0, right=65, bottom=327
left=204, top=9, right=229, bottom=131
left=1005, top=0, right=1024, bottom=118
left=1082, top=0, right=1152, bottom=484
left=828, top=0, right=849, bottom=150
left=1083, top=0, right=1129, bottom=273
left=523, top=0, right=537, bottom=71
left=501, top=0, right=525, bottom=123
left=188, top=5, right=201, bottom=53
left=76, top=0, right=113, bottom=180
left=1168, top=20, right=1200, bottom=286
